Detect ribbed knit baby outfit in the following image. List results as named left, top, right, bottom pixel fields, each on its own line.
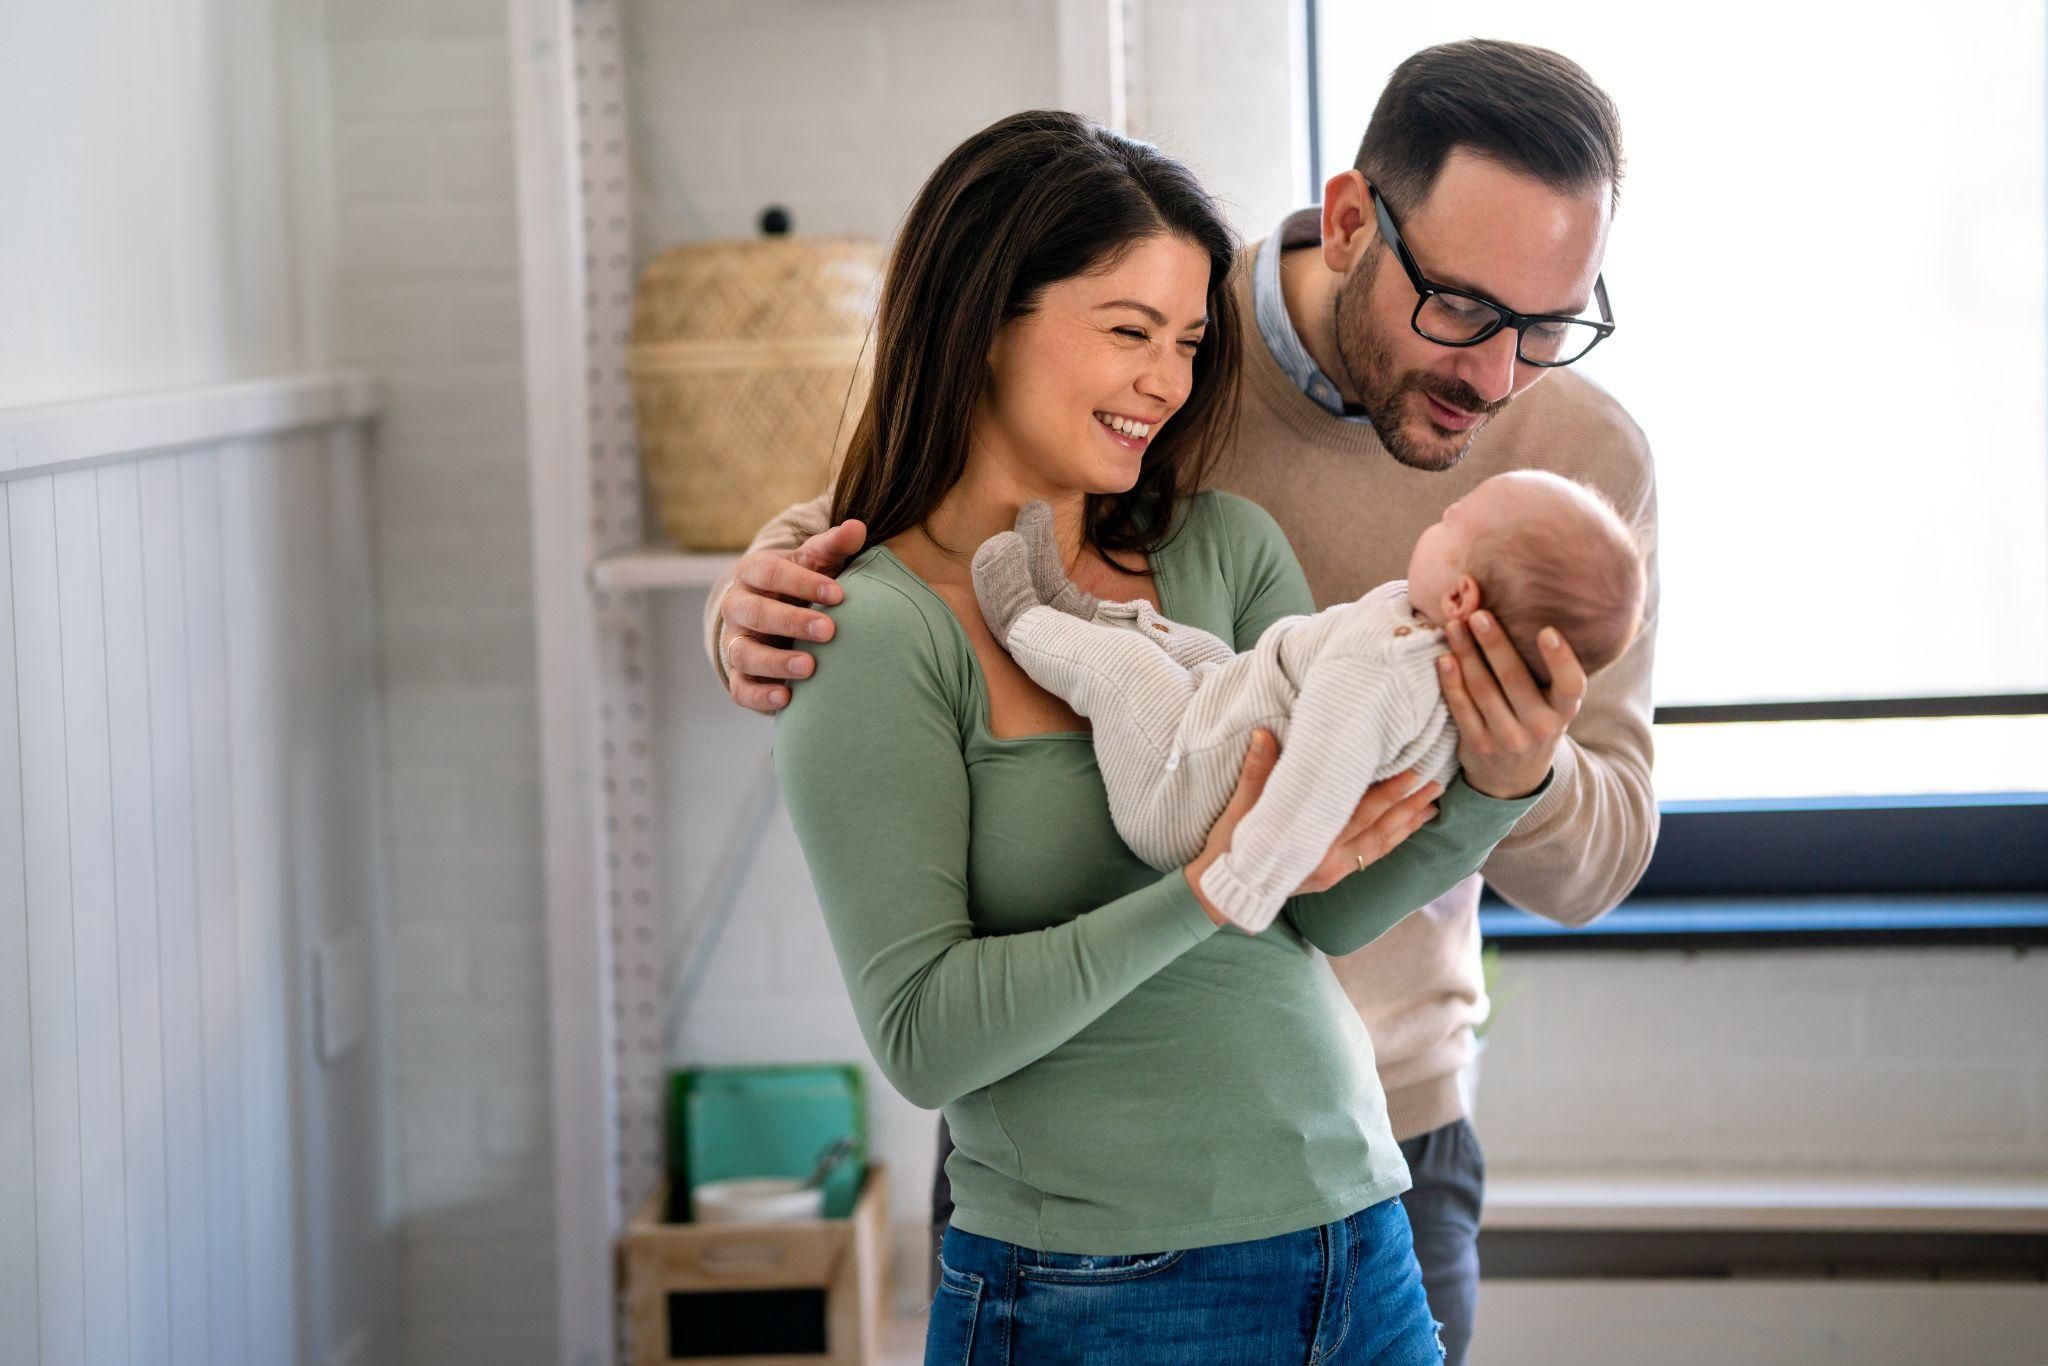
left=1003, top=581, right=1462, bottom=933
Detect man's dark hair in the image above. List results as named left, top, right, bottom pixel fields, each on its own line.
left=1354, top=38, right=1623, bottom=215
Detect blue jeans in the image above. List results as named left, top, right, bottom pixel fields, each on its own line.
left=925, top=1199, right=1444, bottom=1366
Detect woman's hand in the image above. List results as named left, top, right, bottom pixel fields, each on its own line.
left=1289, top=768, right=1443, bottom=896
left=1183, top=731, right=1443, bottom=926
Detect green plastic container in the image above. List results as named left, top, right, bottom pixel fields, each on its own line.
left=667, top=1064, right=867, bottom=1221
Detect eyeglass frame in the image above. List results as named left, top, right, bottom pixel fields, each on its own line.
left=1367, top=184, right=1615, bottom=368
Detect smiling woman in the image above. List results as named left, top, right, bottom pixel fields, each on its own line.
left=828, top=110, right=1242, bottom=565
left=974, top=240, right=1212, bottom=512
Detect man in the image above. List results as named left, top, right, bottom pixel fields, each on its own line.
left=704, top=39, right=1656, bottom=1366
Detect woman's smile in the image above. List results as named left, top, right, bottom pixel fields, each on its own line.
left=1094, top=409, right=1158, bottom=451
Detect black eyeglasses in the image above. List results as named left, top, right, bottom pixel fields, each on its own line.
left=1369, top=186, right=1614, bottom=368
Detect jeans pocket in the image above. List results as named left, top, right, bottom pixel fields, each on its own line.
left=1016, top=1247, right=1187, bottom=1285
left=924, top=1262, right=983, bottom=1366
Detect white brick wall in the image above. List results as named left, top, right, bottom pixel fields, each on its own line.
left=626, top=0, right=1065, bottom=255
left=327, top=0, right=555, bottom=1361
left=1127, top=0, right=1306, bottom=239
left=1480, top=948, right=2048, bottom=1175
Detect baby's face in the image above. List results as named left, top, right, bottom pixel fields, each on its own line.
left=1406, top=472, right=1560, bottom=624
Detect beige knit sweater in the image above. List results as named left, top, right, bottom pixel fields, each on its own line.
left=704, top=236, right=1660, bottom=1141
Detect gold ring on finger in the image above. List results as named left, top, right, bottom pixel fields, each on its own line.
left=1355, top=852, right=1367, bottom=874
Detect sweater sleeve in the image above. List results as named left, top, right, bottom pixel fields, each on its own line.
left=772, top=564, right=1220, bottom=1111
left=1280, top=776, right=1541, bottom=955
left=703, top=490, right=835, bottom=688
left=1213, top=492, right=1544, bottom=953
left=1479, top=451, right=1662, bottom=925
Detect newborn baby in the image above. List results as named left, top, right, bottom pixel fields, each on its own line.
left=972, top=471, right=1646, bottom=933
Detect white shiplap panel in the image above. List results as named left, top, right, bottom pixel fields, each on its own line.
left=52, top=466, right=132, bottom=1366
left=180, top=448, right=249, bottom=1366
left=98, top=460, right=174, bottom=1366
left=0, top=372, right=380, bottom=480
left=0, top=485, right=41, bottom=1366
left=216, top=437, right=295, bottom=1366
left=138, top=455, right=212, bottom=1366
left=10, top=475, right=87, bottom=1366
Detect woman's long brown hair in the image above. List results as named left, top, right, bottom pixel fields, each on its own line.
left=831, top=110, right=1242, bottom=568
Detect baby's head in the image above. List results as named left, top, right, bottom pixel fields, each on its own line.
left=1408, top=470, right=1646, bottom=686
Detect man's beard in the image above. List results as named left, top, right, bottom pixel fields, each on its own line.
left=1331, top=254, right=1510, bottom=472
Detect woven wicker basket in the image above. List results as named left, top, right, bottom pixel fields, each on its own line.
left=628, top=237, right=883, bottom=551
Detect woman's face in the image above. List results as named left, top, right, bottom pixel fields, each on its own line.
left=975, top=232, right=1213, bottom=498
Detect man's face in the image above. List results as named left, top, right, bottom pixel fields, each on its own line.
left=1328, top=150, right=1611, bottom=472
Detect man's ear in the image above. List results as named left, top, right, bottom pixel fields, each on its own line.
left=1320, top=170, right=1375, bottom=274
left=1442, top=573, right=1483, bottom=624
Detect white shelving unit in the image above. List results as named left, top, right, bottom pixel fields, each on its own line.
left=510, top=2, right=686, bottom=1361
left=589, top=546, right=736, bottom=593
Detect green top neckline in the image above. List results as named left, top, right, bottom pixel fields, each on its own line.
left=861, top=537, right=1183, bottom=748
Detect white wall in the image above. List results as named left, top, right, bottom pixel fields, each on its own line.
left=1, top=4, right=398, bottom=1365
left=325, top=2, right=560, bottom=1364
left=0, top=0, right=331, bottom=407
left=1127, top=0, right=1309, bottom=238
left=1480, top=947, right=2048, bottom=1174
left=625, top=0, right=1305, bottom=260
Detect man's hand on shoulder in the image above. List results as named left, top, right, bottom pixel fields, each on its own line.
left=1437, top=609, right=1585, bottom=799
left=719, top=519, right=868, bottom=714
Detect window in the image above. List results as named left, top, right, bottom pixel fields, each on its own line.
left=1310, top=3, right=2048, bottom=937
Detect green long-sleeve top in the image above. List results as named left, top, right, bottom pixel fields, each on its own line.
left=774, top=491, right=1542, bottom=1254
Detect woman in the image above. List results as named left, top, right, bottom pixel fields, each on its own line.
left=774, top=111, right=1544, bottom=1364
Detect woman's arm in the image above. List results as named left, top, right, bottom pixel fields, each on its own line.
left=774, top=569, right=1219, bottom=1110
left=1279, top=776, right=1540, bottom=954
left=1215, top=493, right=1546, bottom=954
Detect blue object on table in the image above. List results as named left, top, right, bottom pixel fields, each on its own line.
left=668, top=1064, right=867, bottom=1221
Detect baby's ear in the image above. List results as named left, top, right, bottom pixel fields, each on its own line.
left=1443, top=574, right=1483, bottom=623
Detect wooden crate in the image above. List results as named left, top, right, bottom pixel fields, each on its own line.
left=621, top=1163, right=891, bottom=1366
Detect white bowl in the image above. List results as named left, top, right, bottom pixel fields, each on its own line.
left=691, top=1177, right=825, bottom=1225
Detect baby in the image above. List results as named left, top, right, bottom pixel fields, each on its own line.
left=972, top=471, right=1646, bottom=933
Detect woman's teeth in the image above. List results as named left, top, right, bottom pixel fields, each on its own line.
left=1095, top=412, right=1152, bottom=439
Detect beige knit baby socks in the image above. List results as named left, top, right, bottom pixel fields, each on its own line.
left=1014, top=501, right=1100, bottom=618
left=971, top=530, right=1039, bottom=641
left=972, top=501, right=1100, bottom=643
